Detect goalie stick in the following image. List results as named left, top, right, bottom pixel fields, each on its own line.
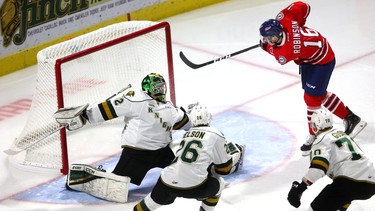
left=4, top=103, right=89, bottom=155
left=179, top=44, right=259, bottom=69
left=4, top=123, right=64, bottom=155
left=106, top=84, right=132, bottom=101
left=4, top=84, right=132, bottom=155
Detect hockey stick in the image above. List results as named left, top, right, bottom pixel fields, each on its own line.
left=106, top=84, right=132, bottom=101
left=4, top=85, right=133, bottom=155
left=4, top=124, right=65, bottom=155
left=179, top=44, right=259, bottom=69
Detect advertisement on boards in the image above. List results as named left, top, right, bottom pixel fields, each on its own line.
left=0, top=0, right=165, bottom=58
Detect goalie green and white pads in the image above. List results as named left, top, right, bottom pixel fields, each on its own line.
left=53, top=104, right=89, bottom=131
left=67, top=164, right=131, bottom=203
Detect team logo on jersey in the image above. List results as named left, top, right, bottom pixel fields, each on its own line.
left=276, top=12, right=284, bottom=20
left=278, top=56, right=286, bottom=64
left=126, top=91, right=135, bottom=96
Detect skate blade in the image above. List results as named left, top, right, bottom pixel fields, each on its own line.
left=349, top=121, right=367, bottom=138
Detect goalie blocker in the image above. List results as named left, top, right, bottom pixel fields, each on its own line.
left=53, top=104, right=89, bottom=131
left=67, top=164, right=131, bottom=203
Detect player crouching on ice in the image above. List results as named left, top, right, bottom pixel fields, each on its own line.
left=133, top=103, right=245, bottom=211
left=287, top=108, right=375, bottom=210
left=53, top=73, right=192, bottom=203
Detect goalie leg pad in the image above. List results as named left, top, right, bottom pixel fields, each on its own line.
left=67, top=164, right=131, bottom=203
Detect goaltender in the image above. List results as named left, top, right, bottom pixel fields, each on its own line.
left=53, top=73, right=191, bottom=202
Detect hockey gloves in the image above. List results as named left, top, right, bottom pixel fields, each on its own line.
left=259, top=39, right=268, bottom=51
left=287, top=181, right=307, bottom=208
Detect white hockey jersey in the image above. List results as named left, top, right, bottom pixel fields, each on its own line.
left=161, top=126, right=233, bottom=188
left=304, top=128, right=375, bottom=184
left=86, top=89, right=189, bottom=150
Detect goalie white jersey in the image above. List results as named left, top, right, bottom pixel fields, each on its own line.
left=305, top=128, right=375, bottom=184
left=85, top=89, right=190, bottom=150
left=161, top=126, right=234, bottom=188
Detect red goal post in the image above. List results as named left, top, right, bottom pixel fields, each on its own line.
left=6, top=21, right=175, bottom=174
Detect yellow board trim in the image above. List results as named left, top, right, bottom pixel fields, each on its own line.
left=0, top=0, right=226, bottom=77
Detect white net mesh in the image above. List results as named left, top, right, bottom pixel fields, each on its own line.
left=7, top=21, right=174, bottom=173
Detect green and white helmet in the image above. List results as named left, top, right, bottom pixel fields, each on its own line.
left=141, top=73, right=167, bottom=102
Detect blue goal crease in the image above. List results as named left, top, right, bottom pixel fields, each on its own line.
left=14, top=110, right=293, bottom=204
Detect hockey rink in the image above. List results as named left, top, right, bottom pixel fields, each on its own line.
left=1, top=0, right=375, bottom=210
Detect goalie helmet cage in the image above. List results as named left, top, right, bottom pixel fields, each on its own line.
left=6, top=21, right=175, bottom=175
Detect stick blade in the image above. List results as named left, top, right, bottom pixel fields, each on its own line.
left=3, top=148, right=20, bottom=155
left=179, top=51, right=201, bottom=69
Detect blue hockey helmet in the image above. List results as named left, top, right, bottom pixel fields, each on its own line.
left=259, top=19, right=283, bottom=41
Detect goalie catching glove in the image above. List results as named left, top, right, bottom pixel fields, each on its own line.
left=53, top=104, right=89, bottom=131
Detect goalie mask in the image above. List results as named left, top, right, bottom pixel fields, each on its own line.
left=190, top=104, right=212, bottom=127
left=142, top=73, right=167, bottom=103
left=310, top=108, right=333, bottom=134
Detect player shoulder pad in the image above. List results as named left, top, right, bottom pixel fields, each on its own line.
left=122, top=89, right=152, bottom=102
left=198, top=127, right=225, bottom=138
left=276, top=12, right=284, bottom=21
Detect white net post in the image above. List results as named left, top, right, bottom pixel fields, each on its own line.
left=6, top=21, right=175, bottom=174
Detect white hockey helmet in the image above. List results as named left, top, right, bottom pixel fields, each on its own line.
left=189, top=103, right=212, bottom=127
left=310, top=108, right=333, bottom=134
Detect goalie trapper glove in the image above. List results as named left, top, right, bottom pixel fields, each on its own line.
left=287, top=181, right=307, bottom=208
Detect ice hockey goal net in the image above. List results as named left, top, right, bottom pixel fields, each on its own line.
left=6, top=21, right=175, bottom=174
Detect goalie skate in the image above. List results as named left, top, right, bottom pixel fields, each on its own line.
left=67, top=164, right=130, bottom=203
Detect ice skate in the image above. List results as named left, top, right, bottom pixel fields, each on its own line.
left=344, top=107, right=367, bottom=138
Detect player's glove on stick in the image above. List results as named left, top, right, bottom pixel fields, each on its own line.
left=287, top=181, right=307, bottom=208
left=259, top=40, right=268, bottom=51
